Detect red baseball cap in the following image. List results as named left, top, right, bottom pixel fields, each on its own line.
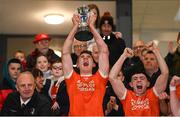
left=33, top=33, right=51, bottom=43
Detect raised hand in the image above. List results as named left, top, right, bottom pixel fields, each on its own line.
left=51, top=101, right=60, bottom=111
left=168, top=41, right=175, bottom=54
left=123, top=48, right=134, bottom=58
left=113, top=32, right=123, bottom=38
left=146, top=41, right=159, bottom=52
left=87, top=12, right=97, bottom=27
left=170, top=75, right=180, bottom=87
left=159, top=92, right=170, bottom=100
left=72, top=14, right=80, bottom=26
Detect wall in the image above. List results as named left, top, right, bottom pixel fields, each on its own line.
left=7, top=37, right=65, bottom=59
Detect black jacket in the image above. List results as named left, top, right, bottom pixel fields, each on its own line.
left=56, top=80, right=69, bottom=116
left=1, top=90, right=51, bottom=116
left=101, top=32, right=126, bottom=67
left=165, top=48, right=180, bottom=77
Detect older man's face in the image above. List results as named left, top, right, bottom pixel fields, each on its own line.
left=35, top=39, right=50, bottom=54
left=73, top=40, right=87, bottom=56
left=16, top=73, right=36, bottom=102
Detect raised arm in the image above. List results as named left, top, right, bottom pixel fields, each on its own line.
left=88, top=13, right=109, bottom=76
left=148, top=42, right=169, bottom=94
left=62, top=14, right=80, bottom=78
left=170, top=75, right=180, bottom=116
left=109, top=48, right=133, bottom=100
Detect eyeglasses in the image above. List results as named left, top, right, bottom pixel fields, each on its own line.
left=74, top=45, right=87, bottom=49
left=52, top=66, right=62, bottom=70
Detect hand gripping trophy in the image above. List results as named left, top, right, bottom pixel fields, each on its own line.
left=74, top=5, right=93, bottom=41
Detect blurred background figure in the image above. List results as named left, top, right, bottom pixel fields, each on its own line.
left=0, top=58, right=22, bottom=111
left=103, top=70, right=124, bottom=116
left=43, top=59, right=64, bottom=115
left=133, top=39, right=145, bottom=60
left=88, top=4, right=100, bottom=30
left=26, top=33, right=59, bottom=71
left=99, top=12, right=126, bottom=67
left=31, top=68, right=44, bottom=93
left=14, top=50, right=27, bottom=70
left=71, top=39, right=87, bottom=67
left=165, top=32, right=180, bottom=77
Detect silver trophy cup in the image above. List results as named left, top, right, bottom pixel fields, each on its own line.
left=74, top=5, right=93, bottom=41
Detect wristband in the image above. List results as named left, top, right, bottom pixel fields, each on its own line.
left=170, top=85, right=176, bottom=91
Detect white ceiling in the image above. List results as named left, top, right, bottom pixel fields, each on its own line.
left=0, top=0, right=116, bottom=35
left=0, top=0, right=179, bottom=40
left=133, top=0, right=180, bottom=31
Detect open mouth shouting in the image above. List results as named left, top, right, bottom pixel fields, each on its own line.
left=83, top=61, right=89, bottom=67
left=136, top=83, right=144, bottom=93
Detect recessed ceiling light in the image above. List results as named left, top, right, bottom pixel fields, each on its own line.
left=44, top=14, right=64, bottom=24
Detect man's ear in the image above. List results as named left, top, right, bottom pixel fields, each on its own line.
left=16, top=85, right=19, bottom=91
left=146, top=81, right=150, bottom=87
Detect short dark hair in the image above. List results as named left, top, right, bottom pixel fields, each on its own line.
left=78, top=50, right=95, bottom=63
left=31, top=68, right=43, bottom=79
left=8, top=58, right=21, bottom=67
left=50, top=58, right=62, bottom=65
left=124, top=66, right=149, bottom=83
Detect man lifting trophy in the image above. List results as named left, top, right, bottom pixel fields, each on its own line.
left=74, top=5, right=93, bottom=41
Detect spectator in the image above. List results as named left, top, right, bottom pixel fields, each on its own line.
left=62, top=13, right=109, bottom=116
left=43, top=59, right=64, bottom=115
left=35, top=54, right=51, bottom=79
left=14, top=50, right=27, bottom=70
left=71, top=39, right=87, bottom=66
left=26, top=33, right=59, bottom=71
left=0, top=58, right=22, bottom=111
left=1, top=71, right=51, bottom=115
left=133, top=39, right=145, bottom=60
left=88, top=42, right=99, bottom=73
left=165, top=32, right=180, bottom=77
left=143, top=49, right=161, bottom=88
left=109, top=46, right=169, bottom=116
left=170, top=75, right=180, bottom=115
left=88, top=4, right=100, bottom=29
left=143, top=42, right=171, bottom=116
left=87, top=4, right=100, bottom=46
left=31, top=68, right=44, bottom=93
left=99, top=12, right=126, bottom=67
left=103, top=71, right=124, bottom=116
left=158, top=92, right=171, bottom=115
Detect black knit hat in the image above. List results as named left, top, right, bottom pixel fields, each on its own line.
left=100, top=12, right=114, bottom=29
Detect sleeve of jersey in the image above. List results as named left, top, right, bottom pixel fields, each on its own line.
left=97, top=70, right=108, bottom=85
left=65, top=70, right=75, bottom=85
left=120, top=89, right=129, bottom=107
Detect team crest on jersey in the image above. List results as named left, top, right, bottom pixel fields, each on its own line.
left=77, top=80, right=95, bottom=91
left=131, top=98, right=150, bottom=110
